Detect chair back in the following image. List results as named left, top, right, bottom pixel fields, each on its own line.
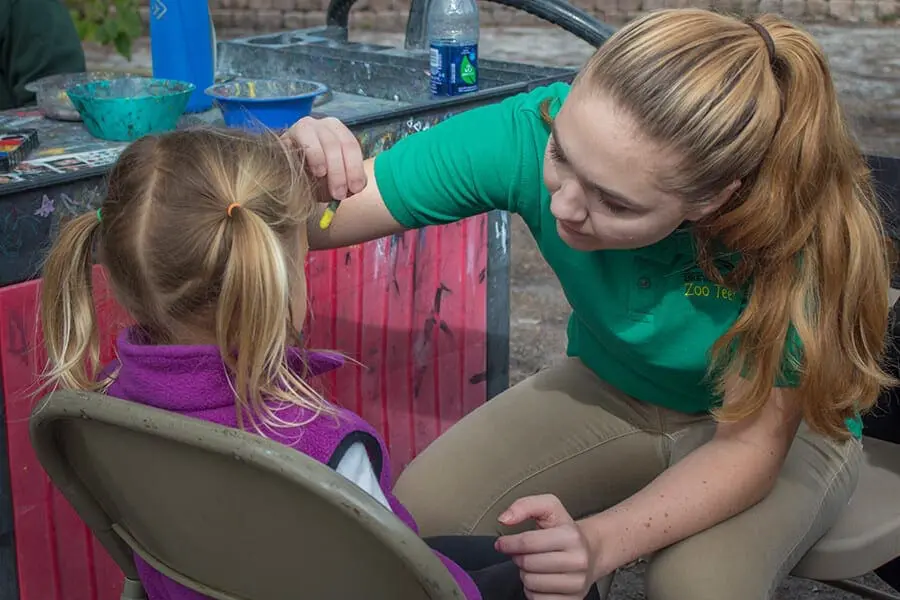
left=30, top=390, right=464, bottom=600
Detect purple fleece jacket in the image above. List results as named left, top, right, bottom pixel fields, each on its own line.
left=105, top=327, right=480, bottom=600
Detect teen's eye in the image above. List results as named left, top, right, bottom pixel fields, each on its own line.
left=604, top=200, right=623, bottom=215
left=548, top=139, right=566, bottom=164
left=596, top=192, right=627, bottom=216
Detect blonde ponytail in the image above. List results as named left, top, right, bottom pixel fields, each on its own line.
left=709, top=16, right=893, bottom=436
left=41, top=210, right=104, bottom=391
left=217, top=203, right=327, bottom=429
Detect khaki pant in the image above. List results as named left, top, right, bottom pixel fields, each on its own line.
left=394, top=358, right=862, bottom=600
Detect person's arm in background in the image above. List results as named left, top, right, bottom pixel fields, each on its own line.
left=284, top=88, right=549, bottom=250
left=0, top=0, right=86, bottom=110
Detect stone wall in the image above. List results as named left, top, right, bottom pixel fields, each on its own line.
left=201, top=0, right=897, bottom=32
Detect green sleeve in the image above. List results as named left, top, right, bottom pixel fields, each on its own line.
left=774, top=324, right=803, bottom=388
left=0, top=0, right=86, bottom=110
left=374, top=82, right=568, bottom=229
left=732, top=292, right=804, bottom=388
left=745, top=323, right=862, bottom=436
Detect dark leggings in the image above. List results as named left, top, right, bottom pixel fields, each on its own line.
left=425, top=536, right=602, bottom=600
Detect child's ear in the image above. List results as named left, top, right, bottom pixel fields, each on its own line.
left=684, top=180, right=741, bottom=221
left=313, top=173, right=332, bottom=204
left=297, top=224, right=310, bottom=254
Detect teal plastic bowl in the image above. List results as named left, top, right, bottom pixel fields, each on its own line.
left=67, top=77, right=195, bottom=142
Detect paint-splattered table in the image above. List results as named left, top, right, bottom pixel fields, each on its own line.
left=0, top=109, right=123, bottom=283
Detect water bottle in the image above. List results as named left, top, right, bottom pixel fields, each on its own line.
left=149, top=0, right=216, bottom=113
left=428, top=0, right=479, bottom=97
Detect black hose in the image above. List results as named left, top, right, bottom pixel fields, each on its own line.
left=483, top=0, right=615, bottom=47
left=325, top=0, right=356, bottom=30
left=327, top=0, right=616, bottom=48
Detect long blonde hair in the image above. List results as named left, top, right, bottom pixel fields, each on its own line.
left=581, top=9, right=893, bottom=438
left=40, top=128, right=332, bottom=428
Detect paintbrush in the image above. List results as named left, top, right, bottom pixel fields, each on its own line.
left=319, top=199, right=340, bottom=229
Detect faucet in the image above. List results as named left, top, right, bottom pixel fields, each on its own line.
left=404, top=0, right=433, bottom=50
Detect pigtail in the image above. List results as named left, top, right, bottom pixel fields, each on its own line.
left=40, top=210, right=103, bottom=391
left=217, top=202, right=331, bottom=430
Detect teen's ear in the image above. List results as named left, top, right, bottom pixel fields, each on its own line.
left=684, top=180, right=741, bottom=221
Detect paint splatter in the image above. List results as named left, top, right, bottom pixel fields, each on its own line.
left=34, top=195, right=54, bottom=218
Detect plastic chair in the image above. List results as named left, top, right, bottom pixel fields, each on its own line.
left=29, top=389, right=466, bottom=600
left=790, top=436, right=900, bottom=599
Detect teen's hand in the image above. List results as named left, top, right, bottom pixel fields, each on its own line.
left=495, top=494, right=597, bottom=600
left=284, top=116, right=366, bottom=201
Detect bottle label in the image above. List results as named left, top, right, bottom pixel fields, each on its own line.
left=430, top=43, right=478, bottom=97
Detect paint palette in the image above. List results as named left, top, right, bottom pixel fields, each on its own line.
left=0, top=129, right=39, bottom=172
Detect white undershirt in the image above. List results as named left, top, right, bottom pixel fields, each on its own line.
left=334, top=441, right=393, bottom=512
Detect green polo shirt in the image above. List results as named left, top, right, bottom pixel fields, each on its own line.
left=376, top=82, right=860, bottom=432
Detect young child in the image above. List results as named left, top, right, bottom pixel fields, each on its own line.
left=38, top=128, right=600, bottom=600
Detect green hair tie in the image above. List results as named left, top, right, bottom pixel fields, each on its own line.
left=96, top=208, right=102, bottom=223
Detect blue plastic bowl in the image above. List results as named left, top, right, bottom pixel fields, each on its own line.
left=67, top=77, right=195, bottom=142
left=205, top=78, right=329, bottom=130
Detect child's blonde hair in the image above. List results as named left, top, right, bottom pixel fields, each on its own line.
left=40, top=128, right=332, bottom=428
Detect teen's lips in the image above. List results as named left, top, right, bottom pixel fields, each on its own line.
left=556, top=219, right=591, bottom=240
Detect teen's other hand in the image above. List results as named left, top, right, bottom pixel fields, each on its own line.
left=495, top=494, right=597, bottom=600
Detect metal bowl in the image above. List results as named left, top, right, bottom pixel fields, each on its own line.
left=24, top=72, right=133, bottom=121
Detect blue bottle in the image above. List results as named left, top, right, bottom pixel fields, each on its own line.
left=149, top=0, right=216, bottom=113
left=428, top=0, right=479, bottom=97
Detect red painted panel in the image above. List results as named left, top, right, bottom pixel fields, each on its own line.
left=0, top=268, right=128, bottom=600
left=1, top=218, right=489, bottom=600
left=305, top=220, right=489, bottom=476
